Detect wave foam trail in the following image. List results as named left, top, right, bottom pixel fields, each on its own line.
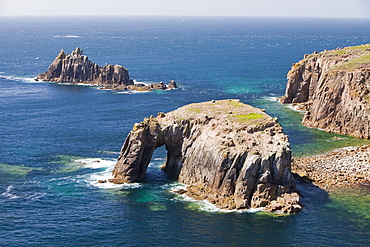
left=1, top=185, right=19, bottom=200
left=116, top=90, right=151, bottom=94
left=0, top=185, right=46, bottom=202
left=0, top=75, right=40, bottom=83
left=52, top=35, right=81, bottom=38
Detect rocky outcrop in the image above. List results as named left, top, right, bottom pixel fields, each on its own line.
left=110, top=99, right=303, bottom=214
left=36, top=48, right=177, bottom=91
left=280, top=44, right=370, bottom=139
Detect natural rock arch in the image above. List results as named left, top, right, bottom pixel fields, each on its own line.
left=111, top=100, right=303, bottom=214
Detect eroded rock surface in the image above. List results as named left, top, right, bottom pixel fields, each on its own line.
left=280, top=44, right=370, bottom=139
left=111, top=99, right=303, bottom=214
left=36, top=48, right=177, bottom=91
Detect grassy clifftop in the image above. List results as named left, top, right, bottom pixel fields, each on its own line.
left=169, top=99, right=272, bottom=126
left=303, top=44, right=370, bottom=71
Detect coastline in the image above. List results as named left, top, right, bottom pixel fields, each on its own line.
left=292, top=145, right=370, bottom=191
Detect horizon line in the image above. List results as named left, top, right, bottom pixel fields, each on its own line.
left=1, top=14, right=370, bottom=20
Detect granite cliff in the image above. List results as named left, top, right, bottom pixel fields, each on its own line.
left=36, top=48, right=177, bottom=91
left=281, top=44, right=370, bottom=139
left=110, top=99, right=303, bottom=214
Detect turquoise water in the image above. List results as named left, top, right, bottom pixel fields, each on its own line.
left=1, top=16, right=370, bottom=246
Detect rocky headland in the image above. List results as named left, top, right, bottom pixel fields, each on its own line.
left=36, top=48, right=177, bottom=91
left=280, top=44, right=370, bottom=139
left=109, top=99, right=303, bottom=214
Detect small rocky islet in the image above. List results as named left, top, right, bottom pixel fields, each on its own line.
left=109, top=99, right=303, bottom=214
left=35, top=47, right=177, bottom=91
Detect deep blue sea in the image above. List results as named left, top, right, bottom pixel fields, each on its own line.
left=1, top=16, right=370, bottom=246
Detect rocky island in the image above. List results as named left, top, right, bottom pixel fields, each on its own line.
left=36, top=48, right=177, bottom=91
left=280, top=44, right=370, bottom=139
left=109, top=99, right=303, bottom=214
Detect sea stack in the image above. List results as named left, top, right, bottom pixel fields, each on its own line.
left=110, top=99, right=303, bottom=214
left=36, top=48, right=177, bottom=91
left=280, top=44, right=370, bottom=139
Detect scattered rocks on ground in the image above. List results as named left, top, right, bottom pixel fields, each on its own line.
left=292, top=145, right=370, bottom=190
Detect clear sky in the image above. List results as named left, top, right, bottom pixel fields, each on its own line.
left=0, top=0, right=369, bottom=18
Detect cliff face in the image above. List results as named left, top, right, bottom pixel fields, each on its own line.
left=111, top=100, right=302, bottom=214
left=36, top=48, right=177, bottom=91
left=281, top=45, right=370, bottom=139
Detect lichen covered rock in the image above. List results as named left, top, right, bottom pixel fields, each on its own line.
left=111, top=99, right=303, bottom=214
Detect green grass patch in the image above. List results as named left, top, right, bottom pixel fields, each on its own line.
left=326, top=44, right=370, bottom=71
left=228, top=101, right=243, bottom=107
left=330, top=44, right=370, bottom=55
left=332, top=53, right=370, bottom=71
left=187, top=108, right=201, bottom=114
left=234, top=113, right=264, bottom=121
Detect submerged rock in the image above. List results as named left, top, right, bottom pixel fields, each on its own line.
left=111, top=99, right=303, bottom=214
left=280, top=44, right=370, bottom=139
left=36, top=48, right=177, bottom=91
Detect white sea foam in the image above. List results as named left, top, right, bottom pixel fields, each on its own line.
left=1, top=185, right=20, bottom=200
left=0, top=185, right=46, bottom=202
left=285, top=103, right=307, bottom=113
left=168, top=183, right=264, bottom=214
left=74, top=158, right=115, bottom=169
left=52, top=35, right=81, bottom=38
left=116, top=90, right=151, bottom=94
left=0, top=75, right=39, bottom=83
left=76, top=158, right=142, bottom=189
left=133, top=80, right=149, bottom=85
left=308, top=126, right=326, bottom=131
left=264, top=96, right=279, bottom=102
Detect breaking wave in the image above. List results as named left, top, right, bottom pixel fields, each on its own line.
left=76, top=158, right=142, bottom=189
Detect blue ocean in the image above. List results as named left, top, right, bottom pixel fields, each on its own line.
left=1, top=16, right=370, bottom=246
